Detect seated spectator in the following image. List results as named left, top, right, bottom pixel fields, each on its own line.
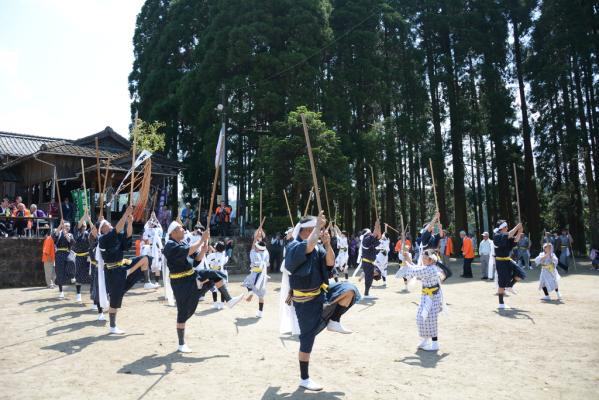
left=12, top=203, right=31, bottom=237
left=0, top=197, right=12, bottom=236
left=30, top=204, right=49, bottom=235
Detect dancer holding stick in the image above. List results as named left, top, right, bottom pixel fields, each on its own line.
left=283, top=114, right=360, bottom=391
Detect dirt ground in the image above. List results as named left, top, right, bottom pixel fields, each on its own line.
left=1, top=259, right=598, bottom=400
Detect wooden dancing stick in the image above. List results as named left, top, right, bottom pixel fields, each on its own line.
left=399, top=212, right=406, bottom=253
left=80, top=159, right=88, bottom=212
left=283, top=190, right=294, bottom=226
left=384, top=223, right=401, bottom=234
left=54, top=169, right=64, bottom=221
left=369, top=164, right=379, bottom=221
left=429, top=158, right=439, bottom=213
left=100, top=159, right=111, bottom=218
left=512, top=163, right=522, bottom=224
left=323, top=176, right=332, bottom=220
left=95, top=138, right=102, bottom=211
left=259, top=188, right=263, bottom=223
left=303, top=186, right=313, bottom=216
left=300, top=113, right=322, bottom=213
left=129, top=119, right=138, bottom=207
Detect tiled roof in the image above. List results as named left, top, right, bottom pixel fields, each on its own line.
left=39, top=141, right=115, bottom=158
left=0, top=131, right=64, bottom=157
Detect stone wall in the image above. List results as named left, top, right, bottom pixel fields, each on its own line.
left=0, top=237, right=259, bottom=289
left=0, top=238, right=46, bottom=288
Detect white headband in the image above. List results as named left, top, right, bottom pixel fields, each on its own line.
left=255, top=242, right=266, bottom=251
left=292, top=218, right=318, bottom=239
left=167, top=221, right=182, bottom=236
left=98, top=220, right=109, bottom=235
left=497, top=222, right=508, bottom=231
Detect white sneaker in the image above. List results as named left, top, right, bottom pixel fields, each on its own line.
left=212, top=302, right=221, bottom=310
left=256, top=310, right=263, bottom=318
left=90, top=304, right=98, bottom=311
left=177, top=344, right=192, bottom=353
left=506, top=287, right=518, bottom=295
left=557, top=292, right=562, bottom=300
left=109, top=326, right=125, bottom=335
left=97, top=313, right=106, bottom=321
left=299, top=378, right=323, bottom=391
left=75, top=293, right=82, bottom=302
left=418, top=338, right=430, bottom=349
left=361, top=295, right=375, bottom=300
left=422, top=341, right=439, bottom=351
left=58, top=291, right=65, bottom=299
left=198, top=296, right=205, bottom=302
left=498, top=303, right=507, bottom=309
left=541, top=295, right=550, bottom=301
left=226, top=294, right=243, bottom=309
left=326, top=320, right=352, bottom=334
left=144, top=282, right=155, bottom=290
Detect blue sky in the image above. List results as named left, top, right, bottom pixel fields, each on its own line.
left=0, top=0, right=145, bottom=139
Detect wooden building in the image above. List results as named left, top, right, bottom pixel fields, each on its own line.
left=0, top=127, right=182, bottom=220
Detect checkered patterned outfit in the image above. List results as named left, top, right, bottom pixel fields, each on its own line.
left=397, top=263, right=443, bottom=338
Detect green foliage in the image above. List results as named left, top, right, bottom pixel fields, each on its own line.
left=131, top=119, right=166, bottom=152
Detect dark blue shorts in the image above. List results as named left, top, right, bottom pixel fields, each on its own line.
left=497, top=259, right=527, bottom=288
left=105, top=255, right=149, bottom=309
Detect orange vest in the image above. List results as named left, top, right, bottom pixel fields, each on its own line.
left=42, top=236, right=55, bottom=263
left=462, top=237, right=474, bottom=259
left=445, top=238, right=453, bottom=256
left=394, top=239, right=412, bottom=252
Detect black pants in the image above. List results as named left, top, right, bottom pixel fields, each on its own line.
left=271, top=251, right=283, bottom=272
left=462, top=258, right=473, bottom=277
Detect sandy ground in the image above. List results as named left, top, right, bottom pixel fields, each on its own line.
left=1, top=259, right=598, bottom=400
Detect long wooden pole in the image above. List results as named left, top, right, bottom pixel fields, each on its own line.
left=384, top=223, right=400, bottom=233
left=513, top=163, right=521, bottom=223
left=283, top=190, right=294, bottom=226
left=54, top=170, right=63, bottom=221
left=369, top=164, right=378, bottom=221
left=300, top=114, right=322, bottom=213
left=429, top=158, right=439, bottom=213
left=207, top=140, right=224, bottom=226
left=80, top=159, right=88, bottom=212
left=303, top=187, right=313, bottom=216
left=323, top=176, right=332, bottom=218
left=259, top=188, right=263, bottom=223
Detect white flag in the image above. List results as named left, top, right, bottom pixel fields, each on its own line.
left=215, top=124, right=225, bottom=168
left=134, top=150, right=152, bottom=168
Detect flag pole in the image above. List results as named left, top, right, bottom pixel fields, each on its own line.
left=207, top=133, right=225, bottom=226
left=130, top=117, right=138, bottom=207
left=95, top=138, right=102, bottom=215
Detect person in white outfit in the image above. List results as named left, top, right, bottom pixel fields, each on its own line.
left=478, top=232, right=492, bottom=280
left=243, top=227, right=270, bottom=317
left=535, top=243, right=562, bottom=301
left=204, top=241, right=230, bottom=309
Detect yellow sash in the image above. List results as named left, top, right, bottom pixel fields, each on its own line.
left=74, top=252, right=89, bottom=257
left=105, top=259, right=132, bottom=269
left=170, top=269, right=195, bottom=279
left=422, top=286, right=440, bottom=296
left=541, top=263, right=555, bottom=273
left=495, top=256, right=512, bottom=261
left=292, top=283, right=329, bottom=299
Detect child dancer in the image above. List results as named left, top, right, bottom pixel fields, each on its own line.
left=243, top=227, right=270, bottom=317
left=535, top=243, right=562, bottom=301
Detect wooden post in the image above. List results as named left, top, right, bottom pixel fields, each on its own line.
left=300, top=114, right=322, bottom=213
left=429, top=158, right=439, bottom=213
left=80, top=159, right=88, bottom=212
left=323, top=176, right=332, bottom=218
left=369, top=164, right=378, bottom=221
left=283, top=190, right=294, bottom=226
left=512, top=163, right=521, bottom=223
